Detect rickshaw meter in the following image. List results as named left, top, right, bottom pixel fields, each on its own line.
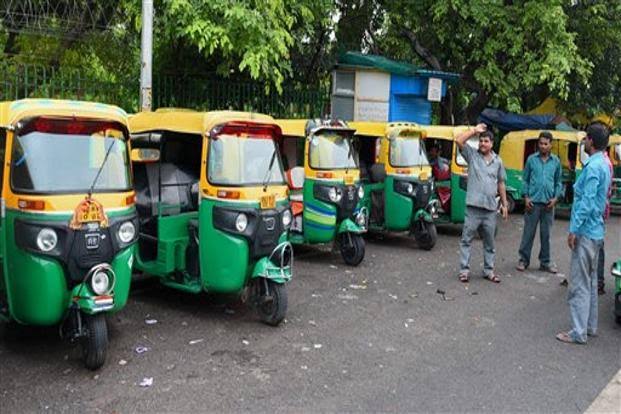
left=358, top=186, right=365, bottom=199
left=36, top=228, right=58, bottom=252
left=235, top=213, right=248, bottom=232
left=118, top=221, right=136, bottom=243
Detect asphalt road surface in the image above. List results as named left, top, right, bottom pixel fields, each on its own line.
left=1, top=214, right=620, bottom=413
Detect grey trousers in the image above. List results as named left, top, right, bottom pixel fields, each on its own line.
left=518, top=203, right=554, bottom=267
left=597, top=242, right=605, bottom=289
left=568, top=235, right=603, bottom=343
left=459, top=206, right=497, bottom=276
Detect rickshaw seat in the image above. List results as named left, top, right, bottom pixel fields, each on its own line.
left=145, top=163, right=199, bottom=216
left=286, top=167, right=305, bottom=190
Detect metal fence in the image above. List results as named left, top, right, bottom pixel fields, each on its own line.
left=0, top=64, right=330, bottom=118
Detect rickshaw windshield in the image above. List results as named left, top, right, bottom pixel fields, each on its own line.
left=456, top=137, right=480, bottom=166
left=309, top=132, right=357, bottom=170
left=207, top=134, right=285, bottom=186
left=389, top=137, right=429, bottom=167
left=11, top=128, right=131, bottom=194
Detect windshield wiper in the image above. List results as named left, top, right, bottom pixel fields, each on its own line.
left=345, top=136, right=358, bottom=174
left=87, top=139, right=117, bottom=198
left=262, top=148, right=278, bottom=192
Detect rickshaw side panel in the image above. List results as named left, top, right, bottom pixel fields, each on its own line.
left=108, top=246, right=135, bottom=312
left=302, top=179, right=338, bottom=243
left=384, top=176, right=413, bottom=231
left=449, top=172, right=467, bottom=223
left=3, top=211, right=70, bottom=325
left=199, top=198, right=251, bottom=294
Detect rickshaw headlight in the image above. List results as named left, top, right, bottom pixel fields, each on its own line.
left=358, top=185, right=365, bottom=199
left=355, top=210, right=367, bottom=227
left=118, top=221, right=136, bottom=243
left=91, top=270, right=111, bottom=295
left=235, top=213, right=248, bottom=232
left=328, top=187, right=343, bottom=203
left=406, top=183, right=414, bottom=194
left=612, top=263, right=621, bottom=278
left=36, top=228, right=58, bottom=252
left=282, top=209, right=292, bottom=228
left=430, top=180, right=436, bottom=192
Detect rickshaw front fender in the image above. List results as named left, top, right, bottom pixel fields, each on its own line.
left=250, top=233, right=292, bottom=284
left=413, top=209, right=433, bottom=223
left=337, top=218, right=365, bottom=234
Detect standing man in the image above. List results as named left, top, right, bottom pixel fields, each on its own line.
left=596, top=148, right=614, bottom=295
left=516, top=131, right=562, bottom=273
left=556, top=123, right=611, bottom=345
left=456, top=124, right=509, bottom=283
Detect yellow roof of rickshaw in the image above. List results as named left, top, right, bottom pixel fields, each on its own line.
left=608, top=134, right=621, bottom=144
left=420, top=125, right=471, bottom=140
left=502, top=129, right=585, bottom=143
left=274, top=119, right=308, bottom=137
left=349, top=121, right=387, bottom=137
left=129, top=110, right=277, bottom=135
left=0, top=99, right=128, bottom=127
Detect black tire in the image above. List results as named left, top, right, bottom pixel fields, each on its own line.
left=616, top=315, right=621, bottom=326
left=256, top=280, right=288, bottom=326
left=339, top=232, right=365, bottom=266
left=506, top=195, right=516, bottom=214
left=414, top=220, right=437, bottom=250
left=81, top=313, right=108, bottom=370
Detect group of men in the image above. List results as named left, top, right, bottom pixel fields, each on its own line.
left=454, top=123, right=612, bottom=345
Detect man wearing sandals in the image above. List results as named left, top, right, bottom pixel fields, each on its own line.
left=516, top=131, right=562, bottom=274
left=455, top=124, right=509, bottom=283
left=556, top=123, right=611, bottom=345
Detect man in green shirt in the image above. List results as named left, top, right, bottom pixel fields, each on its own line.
left=516, top=131, right=562, bottom=273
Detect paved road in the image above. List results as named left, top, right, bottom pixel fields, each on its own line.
left=1, top=214, right=620, bottom=413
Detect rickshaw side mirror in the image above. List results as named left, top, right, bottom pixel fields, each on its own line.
left=131, top=148, right=160, bottom=163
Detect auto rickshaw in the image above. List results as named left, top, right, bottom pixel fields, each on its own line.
left=129, top=110, right=292, bottom=326
left=352, top=121, right=438, bottom=250
left=420, top=125, right=473, bottom=225
left=276, top=119, right=367, bottom=266
left=498, top=130, right=585, bottom=215
left=612, top=258, right=621, bottom=325
left=0, top=99, right=138, bottom=370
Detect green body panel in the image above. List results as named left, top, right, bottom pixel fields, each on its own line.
left=383, top=176, right=413, bottom=231
left=136, top=198, right=290, bottom=295
left=434, top=172, right=468, bottom=224
left=414, top=209, right=433, bottom=222
left=1, top=208, right=135, bottom=326
left=299, top=178, right=338, bottom=244
left=505, top=168, right=523, bottom=201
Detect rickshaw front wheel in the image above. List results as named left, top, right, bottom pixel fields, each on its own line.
left=506, top=195, right=516, bottom=214
left=414, top=221, right=437, bottom=251
left=81, top=313, right=108, bottom=370
left=256, top=279, right=288, bottom=327
left=339, top=232, right=365, bottom=266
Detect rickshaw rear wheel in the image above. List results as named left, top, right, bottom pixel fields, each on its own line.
left=339, top=232, right=365, bottom=266
left=414, top=221, right=437, bottom=250
left=256, top=280, right=288, bottom=326
left=81, top=313, right=108, bottom=370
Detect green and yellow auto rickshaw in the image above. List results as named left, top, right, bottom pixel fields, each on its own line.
left=0, top=99, right=138, bottom=370
left=352, top=121, right=439, bottom=250
left=420, top=125, right=473, bottom=225
left=276, top=119, right=367, bottom=266
left=129, top=110, right=292, bottom=326
left=498, top=130, right=585, bottom=215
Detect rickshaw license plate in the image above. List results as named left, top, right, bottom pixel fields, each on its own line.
left=344, top=176, right=354, bottom=185
left=260, top=194, right=276, bottom=209
left=85, top=233, right=101, bottom=250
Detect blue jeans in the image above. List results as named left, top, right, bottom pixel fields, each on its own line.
left=459, top=206, right=497, bottom=277
left=518, top=203, right=554, bottom=267
left=567, top=235, right=603, bottom=343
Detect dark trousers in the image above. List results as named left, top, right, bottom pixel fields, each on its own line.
left=518, top=203, right=554, bottom=267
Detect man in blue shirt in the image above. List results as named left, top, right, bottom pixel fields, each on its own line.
left=556, top=123, right=611, bottom=345
left=516, top=131, right=562, bottom=273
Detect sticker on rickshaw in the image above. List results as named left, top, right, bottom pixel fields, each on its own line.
left=260, top=194, right=276, bottom=209
left=70, top=198, right=109, bottom=229
left=344, top=176, right=355, bottom=185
